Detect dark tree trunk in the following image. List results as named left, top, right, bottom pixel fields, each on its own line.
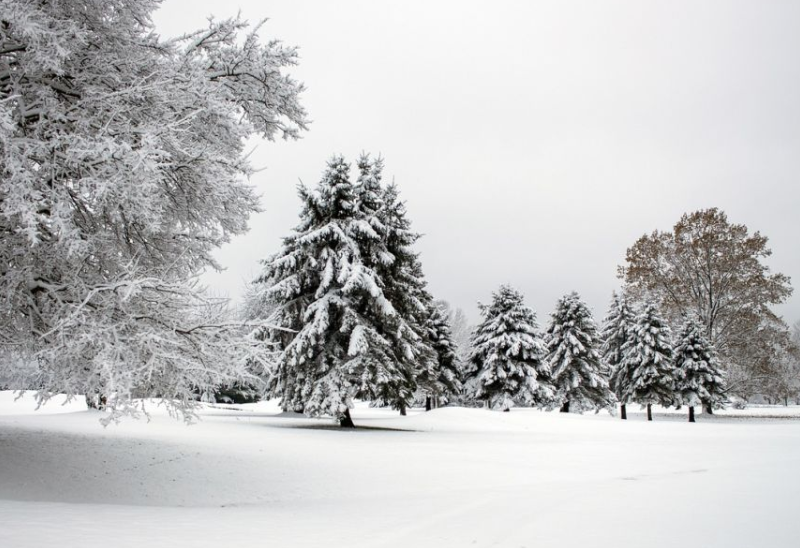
left=688, top=406, right=695, bottom=423
left=703, top=403, right=713, bottom=415
left=560, top=401, right=570, bottom=413
left=399, top=402, right=407, bottom=416
left=425, top=396, right=431, bottom=412
left=85, top=393, right=107, bottom=410
left=620, top=404, right=627, bottom=420
left=503, top=407, right=510, bottom=412
left=339, top=408, right=355, bottom=428
left=646, top=403, right=653, bottom=421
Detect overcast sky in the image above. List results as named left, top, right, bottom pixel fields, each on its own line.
left=154, top=0, right=800, bottom=326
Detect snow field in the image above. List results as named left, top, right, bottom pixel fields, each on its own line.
left=1, top=392, right=799, bottom=547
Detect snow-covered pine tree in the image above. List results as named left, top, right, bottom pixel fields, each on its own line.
left=545, top=292, right=615, bottom=413
left=256, top=155, right=420, bottom=427
left=0, top=0, right=307, bottom=418
left=673, top=318, right=727, bottom=422
left=601, top=291, right=638, bottom=419
left=417, top=302, right=463, bottom=410
left=469, top=285, right=553, bottom=411
left=373, top=178, right=441, bottom=414
left=620, top=301, right=677, bottom=421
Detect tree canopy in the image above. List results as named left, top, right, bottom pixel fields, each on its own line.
left=0, top=0, right=307, bottom=416
left=621, top=208, right=793, bottom=396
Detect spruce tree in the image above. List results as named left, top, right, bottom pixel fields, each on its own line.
left=620, top=301, right=677, bottom=421
left=373, top=179, right=443, bottom=414
left=601, top=291, right=638, bottom=419
left=673, top=318, right=727, bottom=422
left=417, top=302, right=463, bottom=410
left=256, top=155, right=420, bottom=427
left=469, top=285, right=553, bottom=411
left=545, top=292, right=615, bottom=413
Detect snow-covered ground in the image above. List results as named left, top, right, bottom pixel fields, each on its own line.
left=1, top=391, right=799, bottom=548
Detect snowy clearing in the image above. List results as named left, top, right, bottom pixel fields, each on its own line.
left=1, top=391, right=799, bottom=548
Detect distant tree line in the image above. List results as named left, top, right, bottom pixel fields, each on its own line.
left=248, top=157, right=797, bottom=425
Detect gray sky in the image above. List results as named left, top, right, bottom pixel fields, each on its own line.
left=155, top=0, right=800, bottom=325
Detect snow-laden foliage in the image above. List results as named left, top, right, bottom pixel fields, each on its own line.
left=545, top=292, right=615, bottom=412
left=468, top=285, right=553, bottom=411
left=373, top=179, right=441, bottom=411
left=256, top=155, right=428, bottom=421
left=417, top=301, right=462, bottom=407
left=673, top=319, right=727, bottom=410
left=619, top=301, right=677, bottom=408
left=601, top=291, right=638, bottom=403
left=436, top=300, right=473, bottom=367
left=0, top=0, right=307, bottom=417
left=375, top=181, right=462, bottom=409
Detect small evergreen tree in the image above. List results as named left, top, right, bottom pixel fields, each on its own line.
left=469, top=285, right=553, bottom=411
left=620, top=301, right=677, bottom=421
left=417, top=302, right=463, bottom=410
left=673, top=318, right=727, bottom=422
left=545, top=292, right=615, bottom=413
left=256, top=155, right=421, bottom=427
left=601, top=291, right=638, bottom=419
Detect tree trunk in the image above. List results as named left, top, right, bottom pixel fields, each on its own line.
left=620, top=403, right=627, bottom=420
left=85, top=393, right=107, bottom=410
left=703, top=403, right=713, bottom=415
left=339, top=408, right=355, bottom=428
left=399, top=402, right=407, bottom=416
left=560, top=401, right=570, bottom=413
left=425, top=396, right=431, bottom=412
left=646, top=403, right=653, bottom=421
left=688, top=406, right=695, bottom=423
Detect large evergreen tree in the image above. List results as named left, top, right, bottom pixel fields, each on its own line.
left=256, top=155, right=421, bottom=427
left=619, top=301, right=677, bottom=421
left=545, top=292, right=615, bottom=413
left=601, top=291, right=638, bottom=419
left=469, top=285, right=553, bottom=411
left=673, top=318, right=727, bottom=422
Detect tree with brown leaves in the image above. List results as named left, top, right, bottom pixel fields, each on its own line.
left=620, top=208, right=792, bottom=401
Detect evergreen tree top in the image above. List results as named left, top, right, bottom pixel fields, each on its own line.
left=355, top=153, right=385, bottom=217
left=601, top=291, right=637, bottom=367
left=470, top=284, right=545, bottom=362
left=477, top=284, right=537, bottom=330
left=629, top=301, right=673, bottom=352
left=547, top=291, right=598, bottom=334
